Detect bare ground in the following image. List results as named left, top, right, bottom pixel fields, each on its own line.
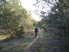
left=0, top=30, right=64, bottom=52
left=0, top=30, right=35, bottom=52
left=23, top=31, right=63, bottom=52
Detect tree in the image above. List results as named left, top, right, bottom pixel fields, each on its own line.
left=35, top=0, right=69, bottom=51
left=35, top=0, right=69, bottom=32
left=0, top=0, right=34, bottom=38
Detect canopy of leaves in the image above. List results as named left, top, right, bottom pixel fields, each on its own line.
left=0, top=0, right=34, bottom=38
left=35, top=0, right=69, bottom=51
left=35, top=0, right=69, bottom=32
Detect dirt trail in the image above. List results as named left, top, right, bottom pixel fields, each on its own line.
left=23, top=30, right=43, bottom=52
left=23, top=31, right=62, bottom=52
left=0, top=30, right=35, bottom=52
left=0, top=30, right=63, bottom=52
left=23, top=37, right=38, bottom=52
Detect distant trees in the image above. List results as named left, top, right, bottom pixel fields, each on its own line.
left=0, top=0, right=34, bottom=38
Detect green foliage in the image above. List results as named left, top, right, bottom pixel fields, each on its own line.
left=0, top=46, right=3, bottom=51
left=36, top=0, right=69, bottom=33
left=64, top=30, right=69, bottom=36
left=31, top=18, right=38, bottom=26
left=64, top=18, right=69, bottom=35
left=36, top=0, right=69, bottom=52
left=0, top=0, right=34, bottom=38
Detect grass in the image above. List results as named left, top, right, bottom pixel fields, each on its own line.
left=30, top=31, right=46, bottom=52
left=0, top=36, right=33, bottom=52
left=36, top=47, right=45, bottom=52
left=0, top=30, right=44, bottom=52
left=0, top=35, right=8, bottom=40
left=0, top=30, right=35, bottom=51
